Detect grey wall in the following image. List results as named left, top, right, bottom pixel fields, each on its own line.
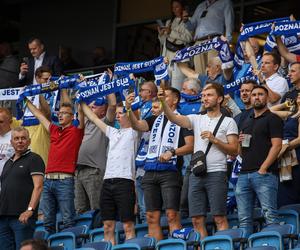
left=19, top=0, right=116, bottom=67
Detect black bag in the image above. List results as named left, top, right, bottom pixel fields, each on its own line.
left=191, top=114, right=225, bottom=177
left=165, top=39, right=185, bottom=52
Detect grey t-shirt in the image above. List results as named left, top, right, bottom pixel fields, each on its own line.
left=77, top=118, right=111, bottom=170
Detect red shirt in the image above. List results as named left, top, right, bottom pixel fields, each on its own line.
left=46, top=124, right=84, bottom=174
left=297, top=55, right=300, bottom=62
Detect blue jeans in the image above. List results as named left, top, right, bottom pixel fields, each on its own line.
left=0, top=216, right=35, bottom=250
left=43, top=178, right=76, bottom=233
left=235, top=171, right=279, bottom=237
left=136, top=176, right=146, bottom=223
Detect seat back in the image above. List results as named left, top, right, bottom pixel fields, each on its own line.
left=34, top=229, right=50, bottom=240
left=244, top=247, right=277, bottom=250
left=48, top=232, right=76, bottom=250
left=248, top=231, right=283, bottom=250
left=125, top=236, right=156, bottom=248
left=112, top=243, right=140, bottom=250
left=278, top=209, right=299, bottom=234
left=82, top=241, right=112, bottom=250
left=156, top=238, right=187, bottom=250
left=89, top=228, right=105, bottom=242
left=135, top=224, right=148, bottom=238
left=201, top=235, right=234, bottom=250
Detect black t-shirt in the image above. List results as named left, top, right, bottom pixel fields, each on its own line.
left=234, top=108, right=254, bottom=132
left=240, top=110, right=283, bottom=173
left=0, top=150, right=45, bottom=218
left=145, top=115, right=193, bottom=170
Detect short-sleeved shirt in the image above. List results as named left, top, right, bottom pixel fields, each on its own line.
left=47, top=124, right=84, bottom=174
left=240, top=110, right=283, bottom=173
left=77, top=118, right=112, bottom=170
left=104, top=126, right=139, bottom=180
left=296, top=55, right=300, bottom=62
left=0, top=150, right=45, bottom=218
left=187, top=114, right=238, bottom=172
left=145, top=115, right=194, bottom=170
left=266, top=73, right=289, bottom=106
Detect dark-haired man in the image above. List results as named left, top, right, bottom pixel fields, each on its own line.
left=281, top=62, right=300, bottom=102
left=126, top=87, right=194, bottom=241
left=158, top=83, right=239, bottom=238
left=236, top=85, right=283, bottom=237
left=19, top=38, right=63, bottom=85
left=25, top=97, right=84, bottom=233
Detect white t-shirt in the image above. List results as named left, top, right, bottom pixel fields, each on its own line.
left=266, top=73, right=289, bottom=106
left=104, top=126, right=139, bottom=180
left=187, top=114, right=238, bottom=172
left=0, top=131, right=14, bottom=177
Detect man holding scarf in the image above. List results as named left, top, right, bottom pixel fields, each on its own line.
left=126, top=87, right=194, bottom=241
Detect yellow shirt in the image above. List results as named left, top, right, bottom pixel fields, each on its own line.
left=26, top=124, right=50, bottom=165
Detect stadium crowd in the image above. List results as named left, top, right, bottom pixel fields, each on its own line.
left=0, top=0, right=300, bottom=249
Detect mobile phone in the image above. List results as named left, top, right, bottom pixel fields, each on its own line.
left=156, top=19, right=166, bottom=28
left=128, top=85, right=135, bottom=94
left=22, top=57, right=29, bottom=65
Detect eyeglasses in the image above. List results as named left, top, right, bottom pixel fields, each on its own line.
left=58, top=111, right=73, bottom=116
left=200, top=10, right=208, bottom=18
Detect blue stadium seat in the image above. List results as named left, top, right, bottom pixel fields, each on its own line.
left=278, top=209, right=299, bottom=234
left=89, top=228, right=105, bottom=242
left=35, top=220, right=45, bottom=231
left=125, top=236, right=156, bottom=249
left=201, top=235, right=235, bottom=250
left=81, top=241, right=112, bottom=250
left=112, top=243, right=141, bottom=250
left=244, top=247, right=277, bottom=250
left=135, top=223, right=148, bottom=238
left=214, top=228, right=246, bottom=250
left=156, top=238, right=187, bottom=250
left=48, top=232, right=76, bottom=250
left=75, top=248, right=95, bottom=250
left=33, top=228, right=50, bottom=240
left=185, top=230, right=201, bottom=250
left=75, top=212, right=95, bottom=230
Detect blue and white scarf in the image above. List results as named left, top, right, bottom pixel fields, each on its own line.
left=0, top=87, right=22, bottom=101
left=145, top=112, right=180, bottom=171
left=223, top=74, right=257, bottom=95
left=264, top=34, right=300, bottom=54
left=114, top=56, right=169, bottom=85
left=172, top=37, right=233, bottom=67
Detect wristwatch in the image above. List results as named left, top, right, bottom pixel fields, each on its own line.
left=169, top=148, right=176, bottom=156
left=27, top=207, right=34, bottom=212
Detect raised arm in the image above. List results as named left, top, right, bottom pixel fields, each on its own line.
left=157, top=88, right=192, bottom=129
left=18, top=175, right=44, bottom=224
left=77, top=103, right=85, bottom=129
left=60, top=88, right=72, bottom=105
left=81, top=102, right=107, bottom=134
left=177, top=62, right=199, bottom=79
left=106, top=93, right=117, bottom=123
left=270, top=102, right=292, bottom=119
left=125, top=93, right=150, bottom=132
left=276, top=36, right=297, bottom=63
left=39, top=95, right=51, bottom=120
left=26, top=98, right=51, bottom=132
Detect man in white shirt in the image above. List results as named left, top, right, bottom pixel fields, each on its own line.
left=158, top=83, right=239, bottom=238
left=255, top=52, right=289, bottom=106
left=19, top=38, right=63, bottom=85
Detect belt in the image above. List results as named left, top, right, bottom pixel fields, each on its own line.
left=45, top=172, right=74, bottom=180
left=196, top=33, right=222, bottom=42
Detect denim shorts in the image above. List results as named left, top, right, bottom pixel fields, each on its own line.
left=100, top=178, right=136, bottom=222
left=141, top=170, right=183, bottom=211
left=189, top=171, right=228, bottom=217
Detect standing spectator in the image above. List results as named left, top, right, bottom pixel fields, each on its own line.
left=158, top=83, right=239, bottom=238
left=281, top=62, right=300, bottom=102
left=25, top=98, right=84, bottom=233
left=92, top=47, right=111, bottom=67
left=81, top=102, right=139, bottom=245
left=0, top=41, right=19, bottom=89
left=59, top=46, right=81, bottom=71
left=183, top=0, right=234, bottom=75
left=19, top=38, right=63, bottom=85
left=254, top=52, right=289, bottom=106
left=158, top=0, right=193, bottom=90
left=270, top=95, right=300, bottom=207
left=135, top=81, right=157, bottom=223
left=0, top=127, right=45, bottom=250
left=126, top=87, right=194, bottom=241
left=75, top=94, right=116, bottom=213
left=0, top=108, right=14, bottom=177
left=236, top=85, right=283, bottom=237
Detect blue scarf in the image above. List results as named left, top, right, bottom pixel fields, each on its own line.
left=180, top=92, right=201, bottom=102
left=114, top=56, right=169, bottom=85
left=172, top=37, right=233, bottom=66
left=223, top=74, right=257, bottom=95
left=264, top=34, right=300, bottom=54
left=271, top=20, right=300, bottom=37
left=76, top=76, right=135, bottom=104
left=16, top=74, right=81, bottom=125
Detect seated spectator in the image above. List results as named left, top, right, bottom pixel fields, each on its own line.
left=177, top=57, right=232, bottom=88
left=157, top=0, right=193, bottom=90
left=25, top=97, right=84, bottom=234
left=0, top=127, right=45, bottom=249
left=126, top=87, right=194, bottom=241
left=81, top=101, right=138, bottom=245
